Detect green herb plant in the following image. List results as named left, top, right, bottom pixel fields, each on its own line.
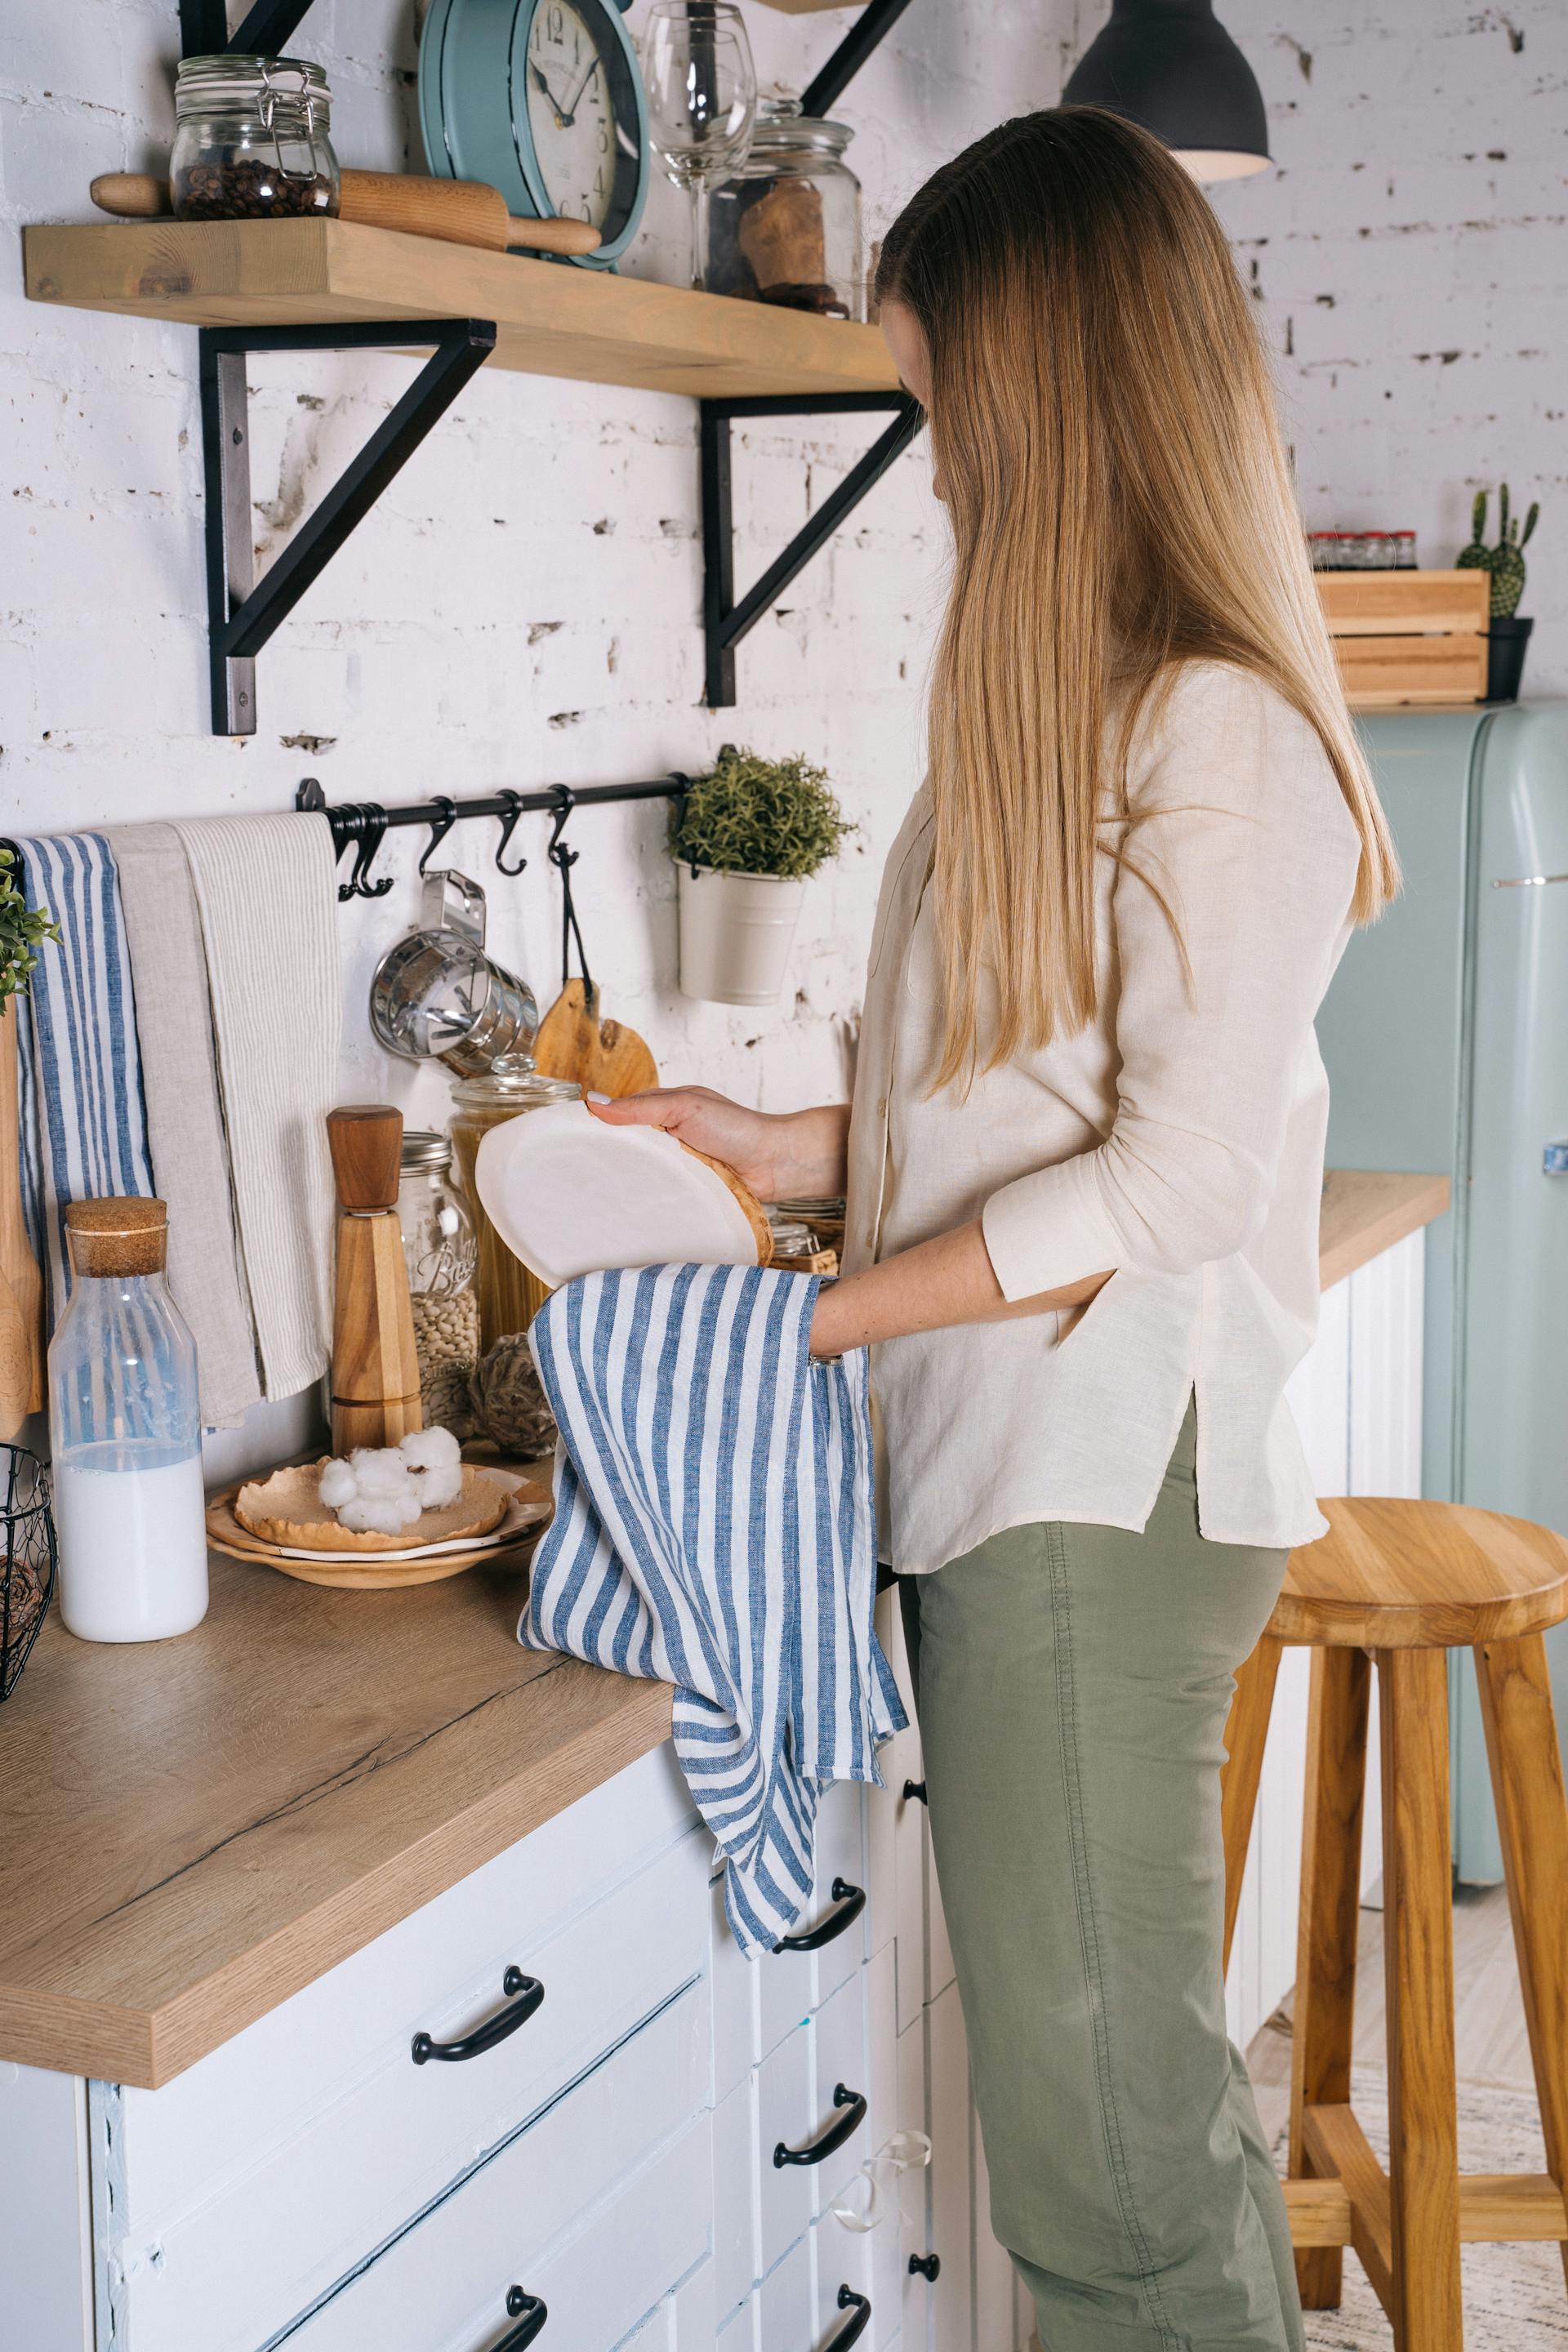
left=0, top=848, right=56, bottom=1011
left=1456, top=484, right=1541, bottom=619
left=671, top=744, right=853, bottom=880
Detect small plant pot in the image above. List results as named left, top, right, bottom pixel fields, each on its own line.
left=678, top=862, right=807, bottom=1005
left=1487, top=614, right=1534, bottom=703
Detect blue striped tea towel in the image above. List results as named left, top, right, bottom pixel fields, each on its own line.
left=524, top=1262, right=906, bottom=1956
left=16, top=833, right=154, bottom=1328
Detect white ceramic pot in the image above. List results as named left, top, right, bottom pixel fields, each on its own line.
left=677, top=862, right=808, bottom=1006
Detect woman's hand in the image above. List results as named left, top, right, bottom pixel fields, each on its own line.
left=588, top=1089, right=850, bottom=1204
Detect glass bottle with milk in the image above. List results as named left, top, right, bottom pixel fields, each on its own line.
left=48, top=1197, right=208, bottom=1642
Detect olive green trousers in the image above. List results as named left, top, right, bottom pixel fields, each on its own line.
left=899, top=1408, right=1305, bottom=2351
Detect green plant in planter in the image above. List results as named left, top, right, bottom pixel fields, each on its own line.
left=671, top=745, right=853, bottom=879
left=0, top=848, right=57, bottom=1010
left=1456, top=484, right=1541, bottom=618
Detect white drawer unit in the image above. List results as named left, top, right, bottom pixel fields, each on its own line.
left=280, top=1989, right=710, bottom=2352
left=99, top=1803, right=713, bottom=2352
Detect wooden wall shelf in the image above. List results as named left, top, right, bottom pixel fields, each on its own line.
left=24, top=218, right=900, bottom=402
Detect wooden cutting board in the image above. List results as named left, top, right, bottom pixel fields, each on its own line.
left=532, top=979, right=658, bottom=1099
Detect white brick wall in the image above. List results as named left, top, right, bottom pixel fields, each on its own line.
left=0, top=1, right=1560, bottom=1134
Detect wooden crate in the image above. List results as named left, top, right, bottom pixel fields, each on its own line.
left=1318, top=568, right=1488, bottom=708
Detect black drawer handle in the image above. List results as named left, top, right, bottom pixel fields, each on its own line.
left=908, top=2252, right=941, bottom=2281
left=822, top=2285, right=871, bottom=2349
left=495, top=2286, right=547, bottom=2349
left=773, top=1878, right=866, bottom=1954
left=412, top=1968, right=545, bottom=2065
left=902, top=1779, right=928, bottom=1805
left=774, top=2082, right=867, bottom=2169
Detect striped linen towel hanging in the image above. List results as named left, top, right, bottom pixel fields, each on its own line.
left=16, top=833, right=155, bottom=1330
left=524, top=1261, right=906, bottom=1956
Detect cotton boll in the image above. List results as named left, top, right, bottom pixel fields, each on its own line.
left=318, top=1458, right=359, bottom=1508
left=351, top=1447, right=414, bottom=1496
left=412, top=1462, right=462, bottom=1510
left=339, top=1497, right=404, bottom=1535
left=401, top=1427, right=461, bottom=1472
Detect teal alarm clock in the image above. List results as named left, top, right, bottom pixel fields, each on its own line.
left=420, top=0, right=650, bottom=267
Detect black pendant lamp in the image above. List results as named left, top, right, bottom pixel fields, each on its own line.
left=1062, top=0, right=1269, bottom=183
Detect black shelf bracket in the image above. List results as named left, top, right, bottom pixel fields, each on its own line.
left=199, top=318, right=495, bottom=734
left=700, top=392, right=923, bottom=708
left=179, top=1, right=320, bottom=56
left=802, top=0, right=917, bottom=120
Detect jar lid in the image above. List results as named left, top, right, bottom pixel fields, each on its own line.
left=746, top=93, right=854, bottom=157
left=175, top=53, right=332, bottom=111
left=401, top=1129, right=453, bottom=1174
left=449, top=1071, right=581, bottom=1107
left=65, top=1196, right=168, bottom=1278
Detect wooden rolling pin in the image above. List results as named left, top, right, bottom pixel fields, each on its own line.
left=90, top=170, right=601, bottom=256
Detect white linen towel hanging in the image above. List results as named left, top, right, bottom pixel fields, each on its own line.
left=171, top=813, right=340, bottom=1402
left=523, top=1261, right=905, bottom=1956
left=106, top=823, right=262, bottom=1428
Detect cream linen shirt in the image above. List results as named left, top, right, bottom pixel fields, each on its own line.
left=843, top=662, right=1363, bottom=1575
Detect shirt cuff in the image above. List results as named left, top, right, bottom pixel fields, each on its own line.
left=981, top=1159, right=1122, bottom=1302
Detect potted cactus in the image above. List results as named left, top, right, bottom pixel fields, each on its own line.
left=671, top=745, right=852, bottom=1005
left=1457, top=485, right=1541, bottom=702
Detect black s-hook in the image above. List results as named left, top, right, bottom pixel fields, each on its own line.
left=338, top=803, right=394, bottom=901
left=494, top=788, right=529, bottom=879
left=418, top=794, right=457, bottom=877
left=546, top=785, right=595, bottom=1009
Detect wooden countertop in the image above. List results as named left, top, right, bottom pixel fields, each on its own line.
left=1317, top=1168, right=1450, bottom=1290
left=0, top=1169, right=1447, bottom=2089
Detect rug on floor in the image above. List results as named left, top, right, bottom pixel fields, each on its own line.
left=1272, top=2065, right=1565, bottom=2347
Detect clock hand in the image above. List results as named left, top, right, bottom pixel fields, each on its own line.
left=558, top=50, right=602, bottom=126
left=528, top=58, right=568, bottom=126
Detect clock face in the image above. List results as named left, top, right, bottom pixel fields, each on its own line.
left=524, top=0, right=635, bottom=231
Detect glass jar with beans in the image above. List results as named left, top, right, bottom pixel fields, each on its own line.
left=170, top=53, right=340, bottom=221
left=398, top=1130, right=480, bottom=1437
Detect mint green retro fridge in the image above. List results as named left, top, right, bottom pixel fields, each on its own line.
left=1316, top=702, right=1568, bottom=1882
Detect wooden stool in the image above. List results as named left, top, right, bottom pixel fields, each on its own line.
left=1220, top=1497, right=1568, bottom=2350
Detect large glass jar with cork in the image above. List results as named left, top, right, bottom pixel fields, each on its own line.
left=706, top=96, right=864, bottom=321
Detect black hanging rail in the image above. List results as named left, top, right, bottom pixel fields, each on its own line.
left=296, top=774, right=688, bottom=902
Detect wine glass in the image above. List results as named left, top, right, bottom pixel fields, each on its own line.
left=644, top=0, right=757, bottom=292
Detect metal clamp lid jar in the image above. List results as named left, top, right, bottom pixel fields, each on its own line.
left=172, top=53, right=340, bottom=220
left=706, top=96, right=863, bottom=321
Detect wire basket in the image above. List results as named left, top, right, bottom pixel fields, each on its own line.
left=0, top=1445, right=56, bottom=1701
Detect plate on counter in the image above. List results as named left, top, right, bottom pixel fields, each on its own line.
left=206, top=1466, right=552, bottom=1591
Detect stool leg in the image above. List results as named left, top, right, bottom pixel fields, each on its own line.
left=1221, top=1631, right=1282, bottom=1975
left=1289, top=1644, right=1371, bottom=2308
left=1474, top=1633, right=1568, bottom=2294
left=1379, top=1646, right=1463, bottom=2351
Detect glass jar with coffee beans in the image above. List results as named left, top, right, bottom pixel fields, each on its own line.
left=171, top=54, right=339, bottom=221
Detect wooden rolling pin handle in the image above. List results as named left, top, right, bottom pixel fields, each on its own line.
left=90, top=172, right=169, bottom=218
left=505, top=215, right=601, bottom=256
left=327, top=1104, right=403, bottom=1214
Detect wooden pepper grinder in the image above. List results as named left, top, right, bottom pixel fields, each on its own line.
left=327, top=1105, right=423, bottom=1453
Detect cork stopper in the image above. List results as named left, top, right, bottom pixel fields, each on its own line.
left=65, top=1196, right=169, bottom=1279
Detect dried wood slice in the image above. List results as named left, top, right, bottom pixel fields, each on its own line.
left=234, top=1460, right=510, bottom=1553
left=532, top=978, right=659, bottom=1098
left=474, top=1099, right=773, bottom=1290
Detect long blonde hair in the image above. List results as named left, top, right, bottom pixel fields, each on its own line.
left=875, top=107, right=1397, bottom=1088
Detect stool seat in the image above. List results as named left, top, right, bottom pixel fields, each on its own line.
left=1275, top=1495, right=1568, bottom=1649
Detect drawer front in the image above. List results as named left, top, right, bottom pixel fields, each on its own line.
left=270, top=1985, right=710, bottom=2352
left=114, top=1828, right=711, bottom=2352
left=122, top=1743, right=697, bottom=2229
left=712, top=1782, right=871, bottom=2106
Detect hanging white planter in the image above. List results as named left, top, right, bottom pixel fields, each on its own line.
left=677, top=862, right=808, bottom=1006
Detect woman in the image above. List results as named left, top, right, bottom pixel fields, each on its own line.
left=601, top=108, right=1396, bottom=2350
